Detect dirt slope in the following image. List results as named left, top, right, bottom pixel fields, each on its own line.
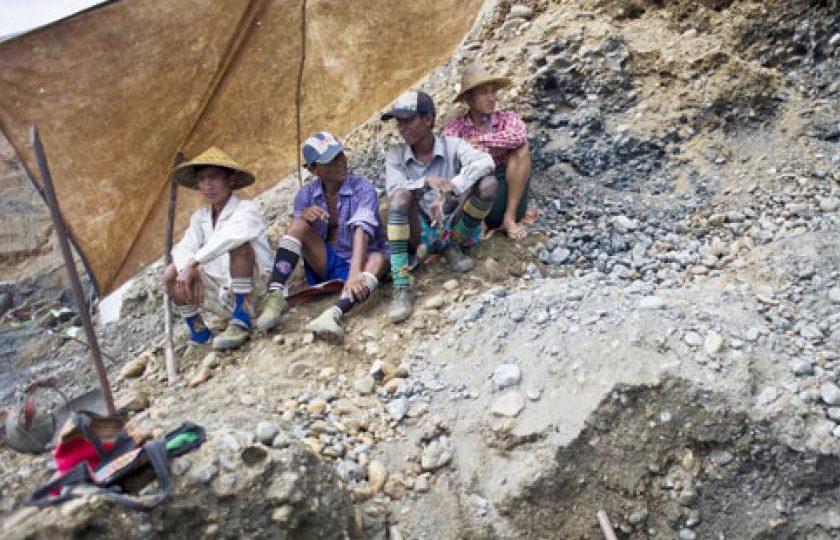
left=2, top=0, right=839, bottom=538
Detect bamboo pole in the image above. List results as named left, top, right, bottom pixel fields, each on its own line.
left=162, top=153, right=185, bottom=384
left=30, top=125, right=116, bottom=415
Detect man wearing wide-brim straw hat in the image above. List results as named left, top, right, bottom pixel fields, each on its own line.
left=163, top=147, right=272, bottom=351
left=444, top=63, right=532, bottom=241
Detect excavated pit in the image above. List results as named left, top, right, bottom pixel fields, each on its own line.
left=500, top=378, right=840, bottom=539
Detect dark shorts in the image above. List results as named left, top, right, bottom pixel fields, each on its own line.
left=304, top=243, right=350, bottom=285
left=485, top=165, right=531, bottom=229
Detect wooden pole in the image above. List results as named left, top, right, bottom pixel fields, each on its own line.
left=30, top=125, right=116, bottom=415
left=294, top=0, right=307, bottom=187
left=597, top=510, right=618, bottom=540
left=162, top=153, right=185, bottom=384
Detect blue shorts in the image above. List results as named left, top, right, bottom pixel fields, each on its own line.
left=304, top=242, right=350, bottom=285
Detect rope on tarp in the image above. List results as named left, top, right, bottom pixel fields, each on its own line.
left=294, top=0, right=308, bottom=187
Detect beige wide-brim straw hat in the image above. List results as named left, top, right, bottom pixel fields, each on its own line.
left=173, top=146, right=255, bottom=189
left=453, top=64, right=511, bottom=103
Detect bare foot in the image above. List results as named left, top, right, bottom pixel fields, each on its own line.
left=521, top=208, right=539, bottom=225
left=498, top=217, right=527, bottom=241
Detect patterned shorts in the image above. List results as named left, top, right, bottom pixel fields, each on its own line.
left=411, top=212, right=482, bottom=267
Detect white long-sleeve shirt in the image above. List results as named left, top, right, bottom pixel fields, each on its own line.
left=171, top=194, right=272, bottom=281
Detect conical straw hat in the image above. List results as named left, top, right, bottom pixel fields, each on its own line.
left=173, top=147, right=255, bottom=189
left=453, top=64, right=511, bottom=103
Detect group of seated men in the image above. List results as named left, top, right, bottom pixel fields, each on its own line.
left=163, top=65, right=533, bottom=351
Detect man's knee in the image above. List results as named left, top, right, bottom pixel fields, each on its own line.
left=507, top=142, right=531, bottom=170
left=163, top=263, right=186, bottom=304
left=475, top=175, right=498, bottom=201
left=163, top=263, right=178, bottom=285
left=230, top=242, right=255, bottom=262
left=389, top=189, right=412, bottom=212
left=287, top=217, right=313, bottom=237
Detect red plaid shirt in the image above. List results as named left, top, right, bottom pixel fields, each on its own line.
left=442, top=110, right=527, bottom=166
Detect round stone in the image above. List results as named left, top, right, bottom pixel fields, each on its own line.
left=491, top=391, right=525, bottom=417
left=255, top=421, right=279, bottom=445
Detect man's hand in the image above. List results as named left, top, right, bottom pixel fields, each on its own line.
left=343, top=271, right=370, bottom=303
left=428, top=195, right=445, bottom=226
left=299, top=206, right=329, bottom=224
left=426, top=175, right=454, bottom=194
left=176, top=259, right=203, bottom=305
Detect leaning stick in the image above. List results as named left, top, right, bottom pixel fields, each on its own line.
left=30, top=125, right=116, bottom=414
left=597, top=510, right=618, bottom=540
left=162, top=153, right=185, bottom=384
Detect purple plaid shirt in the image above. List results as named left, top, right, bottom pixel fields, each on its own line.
left=293, top=173, right=388, bottom=260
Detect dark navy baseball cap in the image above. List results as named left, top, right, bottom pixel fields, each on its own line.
left=381, top=90, right=436, bottom=120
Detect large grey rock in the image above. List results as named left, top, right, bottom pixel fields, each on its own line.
left=191, top=463, right=218, bottom=484
left=756, top=387, right=778, bottom=406
left=639, top=296, right=666, bottom=310
left=819, top=196, right=840, bottom=212
left=255, top=421, right=279, bottom=445
left=679, top=529, right=697, bottom=540
left=800, top=324, right=824, bottom=340
left=387, top=398, right=410, bottom=421
left=421, top=436, right=453, bottom=471
left=821, top=383, right=840, bottom=406
left=492, top=364, right=522, bottom=390
left=353, top=375, right=376, bottom=395
left=704, top=331, right=724, bottom=355
left=549, top=247, right=571, bottom=265
left=708, top=449, right=734, bottom=466
left=612, top=215, right=638, bottom=233
left=491, top=391, right=525, bottom=417
left=791, top=359, right=814, bottom=376
left=509, top=4, right=534, bottom=19
left=683, top=331, right=703, bottom=347
left=336, top=460, right=366, bottom=483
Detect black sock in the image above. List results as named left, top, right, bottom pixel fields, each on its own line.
left=335, top=297, right=354, bottom=314
left=331, top=272, right=379, bottom=317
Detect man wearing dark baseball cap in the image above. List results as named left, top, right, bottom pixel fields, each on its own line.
left=255, top=131, right=389, bottom=341
left=382, top=90, right=497, bottom=323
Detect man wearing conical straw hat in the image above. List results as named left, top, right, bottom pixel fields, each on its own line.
left=443, top=64, right=532, bottom=241
left=163, top=147, right=272, bottom=351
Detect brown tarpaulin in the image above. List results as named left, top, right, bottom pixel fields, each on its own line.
left=0, top=0, right=483, bottom=295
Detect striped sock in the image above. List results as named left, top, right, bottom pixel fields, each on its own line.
left=268, top=236, right=302, bottom=292
left=388, top=211, right=411, bottom=288
left=451, top=195, right=491, bottom=245
left=333, top=271, right=379, bottom=318
left=230, top=278, right=252, bottom=329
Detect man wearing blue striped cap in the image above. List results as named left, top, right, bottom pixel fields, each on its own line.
left=256, top=131, right=389, bottom=341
